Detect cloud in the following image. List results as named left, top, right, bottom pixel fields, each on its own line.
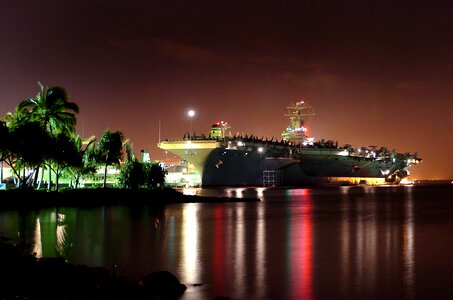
left=280, top=69, right=345, bottom=89
left=110, top=37, right=235, bottom=65
left=110, top=37, right=327, bottom=70
left=240, top=53, right=324, bottom=71
left=153, top=38, right=238, bottom=65
left=394, top=81, right=433, bottom=92
left=109, top=37, right=352, bottom=89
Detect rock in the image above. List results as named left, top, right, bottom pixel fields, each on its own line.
left=141, top=271, right=186, bottom=300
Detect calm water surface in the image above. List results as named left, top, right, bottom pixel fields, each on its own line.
left=1, top=185, right=453, bottom=299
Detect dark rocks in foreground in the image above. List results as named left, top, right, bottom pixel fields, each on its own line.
left=142, top=271, right=187, bottom=300
left=0, top=188, right=259, bottom=210
left=0, top=240, right=231, bottom=300
left=0, top=242, right=178, bottom=300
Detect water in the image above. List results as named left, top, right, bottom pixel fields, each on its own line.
left=1, top=185, right=453, bottom=299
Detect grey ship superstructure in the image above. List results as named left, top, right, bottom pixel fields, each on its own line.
left=159, top=101, right=421, bottom=186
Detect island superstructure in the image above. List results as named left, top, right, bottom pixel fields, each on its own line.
left=158, top=100, right=421, bottom=186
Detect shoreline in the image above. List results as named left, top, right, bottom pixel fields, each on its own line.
left=0, top=188, right=259, bottom=211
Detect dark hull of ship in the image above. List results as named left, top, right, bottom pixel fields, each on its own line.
left=201, top=148, right=406, bottom=187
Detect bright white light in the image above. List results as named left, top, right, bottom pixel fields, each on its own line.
left=258, top=147, right=264, bottom=153
left=380, top=169, right=390, bottom=175
left=188, top=110, right=195, bottom=117
left=338, top=150, right=349, bottom=156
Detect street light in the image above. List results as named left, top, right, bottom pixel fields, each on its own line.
left=188, top=109, right=195, bottom=139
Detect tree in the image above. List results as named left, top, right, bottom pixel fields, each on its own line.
left=2, top=122, right=52, bottom=188
left=2, top=107, right=30, bottom=130
left=119, top=142, right=166, bottom=190
left=96, top=130, right=124, bottom=188
left=143, top=162, right=166, bottom=190
left=118, top=141, right=141, bottom=189
left=48, top=133, right=81, bottom=192
left=119, top=161, right=166, bottom=190
left=0, top=121, right=8, bottom=184
left=18, top=82, right=79, bottom=135
left=18, top=82, right=79, bottom=190
left=119, top=159, right=145, bottom=190
left=66, top=135, right=97, bottom=188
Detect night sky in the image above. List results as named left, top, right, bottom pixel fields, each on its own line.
left=1, top=1, right=452, bottom=179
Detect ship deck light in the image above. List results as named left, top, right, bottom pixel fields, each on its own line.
left=338, top=150, right=349, bottom=156
left=380, top=169, right=390, bottom=175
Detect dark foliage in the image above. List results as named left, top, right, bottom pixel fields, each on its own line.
left=119, top=160, right=166, bottom=190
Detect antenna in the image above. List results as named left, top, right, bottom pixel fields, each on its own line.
left=158, top=118, right=161, bottom=143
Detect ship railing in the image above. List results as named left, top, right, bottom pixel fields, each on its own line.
left=223, top=134, right=347, bottom=150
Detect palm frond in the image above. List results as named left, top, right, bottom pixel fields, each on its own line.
left=64, top=102, right=79, bottom=114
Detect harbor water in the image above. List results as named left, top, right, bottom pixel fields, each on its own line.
left=1, top=185, right=453, bottom=299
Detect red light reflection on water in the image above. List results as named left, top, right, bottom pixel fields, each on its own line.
left=290, top=188, right=313, bottom=299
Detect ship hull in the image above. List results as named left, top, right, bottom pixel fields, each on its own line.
left=159, top=141, right=411, bottom=187
left=202, top=148, right=404, bottom=186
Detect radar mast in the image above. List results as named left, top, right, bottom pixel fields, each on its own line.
left=282, top=100, right=315, bottom=144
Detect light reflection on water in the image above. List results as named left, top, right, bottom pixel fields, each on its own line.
left=255, top=202, right=266, bottom=299
left=1, top=186, right=453, bottom=299
left=287, top=189, right=313, bottom=300
left=181, top=203, right=199, bottom=284
left=33, top=217, right=42, bottom=257
left=403, top=187, right=415, bottom=300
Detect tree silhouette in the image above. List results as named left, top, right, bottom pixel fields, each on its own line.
left=18, top=82, right=79, bottom=135
left=2, top=122, right=52, bottom=188
left=18, top=82, right=79, bottom=190
left=48, top=133, right=81, bottom=191
left=96, top=130, right=124, bottom=188
left=0, top=121, right=8, bottom=184
left=66, top=135, right=97, bottom=188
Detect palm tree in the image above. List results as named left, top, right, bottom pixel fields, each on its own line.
left=18, top=82, right=79, bottom=190
left=96, top=130, right=124, bottom=188
left=2, top=107, right=30, bottom=129
left=0, top=121, right=8, bottom=185
left=66, top=135, right=97, bottom=188
left=18, top=82, right=79, bottom=135
left=48, top=133, right=81, bottom=192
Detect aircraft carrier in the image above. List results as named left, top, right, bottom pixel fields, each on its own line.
left=158, top=101, right=421, bottom=186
